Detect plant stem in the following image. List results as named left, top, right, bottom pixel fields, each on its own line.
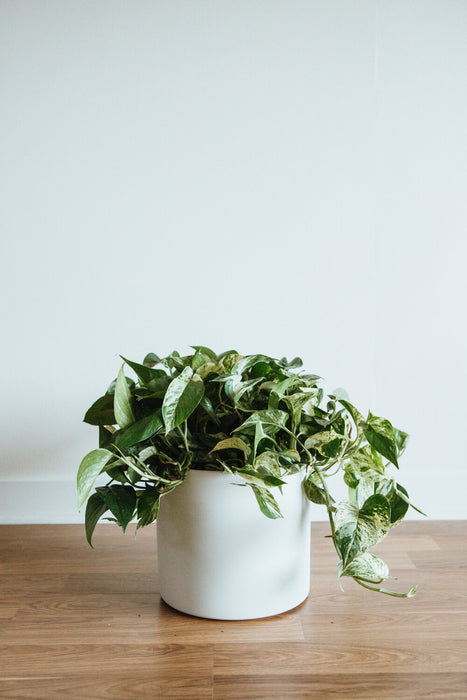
left=312, top=465, right=337, bottom=540
left=353, top=577, right=417, bottom=598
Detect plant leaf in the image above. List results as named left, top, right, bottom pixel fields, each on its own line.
left=114, top=365, right=135, bottom=429
left=338, top=552, right=390, bottom=581
left=190, top=345, right=217, bottom=360
left=85, top=492, right=108, bottom=547
left=114, top=412, right=163, bottom=450
left=334, top=494, right=391, bottom=568
left=394, top=427, right=409, bottom=457
left=339, top=399, right=364, bottom=425
left=363, top=412, right=399, bottom=468
left=253, top=450, right=282, bottom=476
left=77, top=448, right=114, bottom=509
left=210, top=437, right=251, bottom=458
left=162, top=366, right=205, bottom=434
left=83, top=394, right=116, bottom=426
left=120, top=356, right=166, bottom=386
left=199, top=395, right=220, bottom=424
left=96, top=485, right=136, bottom=532
left=143, top=352, right=161, bottom=367
left=249, top=484, right=283, bottom=519
left=303, top=472, right=327, bottom=505
left=233, top=409, right=288, bottom=436
left=238, top=470, right=285, bottom=488
left=136, top=487, right=160, bottom=528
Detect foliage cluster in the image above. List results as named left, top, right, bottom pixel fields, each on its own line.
left=78, top=347, right=421, bottom=596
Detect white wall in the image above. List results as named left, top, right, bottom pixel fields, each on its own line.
left=1, top=0, right=465, bottom=522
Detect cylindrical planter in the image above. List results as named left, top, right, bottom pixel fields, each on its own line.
left=157, top=469, right=311, bottom=620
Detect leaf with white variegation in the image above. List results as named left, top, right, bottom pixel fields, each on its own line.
left=304, top=471, right=328, bottom=505
left=363, top=412, right=399, bottom=468
left=334, top=494, right=391, bottom=568
left=210, top=437, right=251, bottom=459
left=338, top=552, right=390, bottom=581
left=249, top=484, right=283, bottom=519
left=162, top=366, right=205, bottom=434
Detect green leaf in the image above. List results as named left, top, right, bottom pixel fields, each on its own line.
left=253, top=450, right=282, bottom=476
left=210, top=437, right=251, bottom=459
left=163, top=350, right=186, bottom=371
left=335, top=494, right=391, bottom=568
left=394, top=427, right=409, bottom=457
left=140, top=374, right=172, bottom=399
left=337, top=399, right=364, bottom=431
left=303, top=472, right=327, bottom=505
left=191, top=351, right=213, bottom=371
left=83, top=394, right=116, bottom=426
left=162, top=366, right=205, bottom=434
left=143, top=352, right=161, bottom=367
left=77, top=448, right=114, bottom=509
left=232, top=377, right=265, bottom=404
left=338, top=552, right=390, bottom=581
left=249, top=484, right=283, bottom=519
left=114, top=412, right=163, bottom=450
left=96, top=485, right=136, bottom=532
left=389, top=483, right=410, bottom=525
left=85, top=492, right=108, bottom=547
left=286, top=357, right=303, bottom=370
left=239, top=470, right=285, bottom=488
left=305, top=428, right=342, bottom=458
left=363, top=413, right=399, bottom=468
left=233, top=409, right=289, bottom=436
left=199, top=395, right=220, bottom=424
left=120, top=356, right=166, bottom=386
left=114, top=365, right=135, bottom=429
left=136, top=487, right=160, bottom=529
left=190, top=345, right=217, bottom=360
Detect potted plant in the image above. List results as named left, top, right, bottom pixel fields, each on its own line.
left=77, top=347, right=420, bottom=620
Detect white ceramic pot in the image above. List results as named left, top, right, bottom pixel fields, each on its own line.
left=157, top=469, right=311, bottom=620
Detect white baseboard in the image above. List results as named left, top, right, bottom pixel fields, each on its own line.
left=0, top=480, right=85, bottom=524
left=0, top=473, right=465, bottom=524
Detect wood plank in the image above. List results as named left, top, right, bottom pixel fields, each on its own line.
left=213, top=673, right=467, bottom=699
left=0, top=594, right=304, bottom=644
left=214, top=639, right=467, bottom=675
left=0, top=673, right=212, bottom=699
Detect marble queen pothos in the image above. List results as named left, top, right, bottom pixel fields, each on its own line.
left=77, top=347, right=423, bottom=597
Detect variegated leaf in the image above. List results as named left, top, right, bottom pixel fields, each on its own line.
left=335, top=494, right=391, bottom=568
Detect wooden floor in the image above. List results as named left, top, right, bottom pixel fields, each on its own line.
left=0, top=521, right=466, bottom=699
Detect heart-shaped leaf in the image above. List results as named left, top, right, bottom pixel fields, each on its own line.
left=162, top=366, right=205, bottom=434
left=248, top=484, right=283, bottom=519
left=114, top=412, right=163, bottom=450
left=335, top=494, right=391, bottom=568
left=120, top=356, right=166, bottom=386
left=77, top=448, right=114, bottom=509
left=136, top=487, right=160, bottom=529
left=96, top=485, right=136, bottom=532
left=210, top=437, right=251, bottom=458
left=83, top=394, right=116, bottom=426
left=114, top=365, right=135, bottom=429
left=85, top=492, right=108, bottom=547
left=363, top=413, right=399, bottom=468
left=338, top=552, right=390, bottom=581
